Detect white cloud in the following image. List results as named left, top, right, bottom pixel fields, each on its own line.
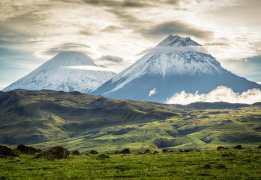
left=95, top=59, right=133, bottom=73
left=142, top=46, right=208, bottom=55
left=189, top=0, right=238, bottom=12
left=98, top=55, right=123, bottom=63
left=62, top=66, right=114, bottom=72
left=1, top=0, right=261, bottom=90
left=166, top=86, right=261, bottom=105
left=0, top=0, right=41, bottom=21
left=2, top=0, right=261, bottom=62
left=149, top=88, right=157, bottom=96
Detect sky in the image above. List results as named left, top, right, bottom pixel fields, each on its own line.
left=1, top=0, right=261, bottom=90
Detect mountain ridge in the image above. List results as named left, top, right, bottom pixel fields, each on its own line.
left=91, top=35, right=261, bottom=103
left=157, top=35, right=201, bottom=47
left=3, top=52, right=116, bottom=92
left=0, top=89, right=261, bottom=152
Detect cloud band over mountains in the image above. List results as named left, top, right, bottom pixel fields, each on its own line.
left=166, top=86, right=261, bottom=105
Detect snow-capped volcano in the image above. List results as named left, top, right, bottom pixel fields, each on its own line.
left=91, top=35, right=261, bottom=103
left=157, top=35, right=201, bottom=47
left=3, top=52, right=116, bottom=92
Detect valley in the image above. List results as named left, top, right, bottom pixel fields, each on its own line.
left=0, top=89, right=260, bottom=152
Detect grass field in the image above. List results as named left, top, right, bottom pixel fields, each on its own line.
left=1, top=148, right=261, bottom=179
left=31, top=105, right=261, bottom=152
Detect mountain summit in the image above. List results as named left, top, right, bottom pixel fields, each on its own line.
left=91, top=35, right=261, bottom=103
left=157, top=35, right=201, bottom=47
left=4, top=52, right=116, bottom=92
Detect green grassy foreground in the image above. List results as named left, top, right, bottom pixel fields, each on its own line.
left=1, top=148, right=261, bottom=179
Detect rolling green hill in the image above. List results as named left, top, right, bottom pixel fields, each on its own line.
left=0, top=89, right=260, bottom=152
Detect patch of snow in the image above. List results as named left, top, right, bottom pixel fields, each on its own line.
left=62, top=65, right=114, bottom=72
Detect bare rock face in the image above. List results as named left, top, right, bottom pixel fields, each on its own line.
left=97, top=154, right=109, bottom=159
left=144, top=149, right=151, bottom=154
left=0, top=145, right=19, bottom=157
left=34, top=146, right=70, bottom=160
left=72, top=150, right=81, bottom=155
left=90, top=150, right=99, bottom=154
left=217, top=146, right=228, bottom=151
left=17, top=144, right=42, bottom=155
left=162, top=149, right=168, bottom=153
left=234, top=145, right=243, bottom=149
left=117, top=148, right=131, bottom=154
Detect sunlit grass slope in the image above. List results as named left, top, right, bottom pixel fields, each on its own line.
left=1, top=148, right=261, bottom=179
left=0, top=89, right=260, bottom=152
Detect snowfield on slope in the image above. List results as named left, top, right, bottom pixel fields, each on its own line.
left=4, top=52, right=116, bottom=92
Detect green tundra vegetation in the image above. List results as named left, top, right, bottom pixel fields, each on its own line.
left=0, top=148, right=261, bottom=179
left=0, top=90, right=261, bottom=179
left=0, top=89, right=261, bottom=152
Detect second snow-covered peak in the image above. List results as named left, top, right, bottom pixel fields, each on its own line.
left=157, top=35, right=201, bottom=47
